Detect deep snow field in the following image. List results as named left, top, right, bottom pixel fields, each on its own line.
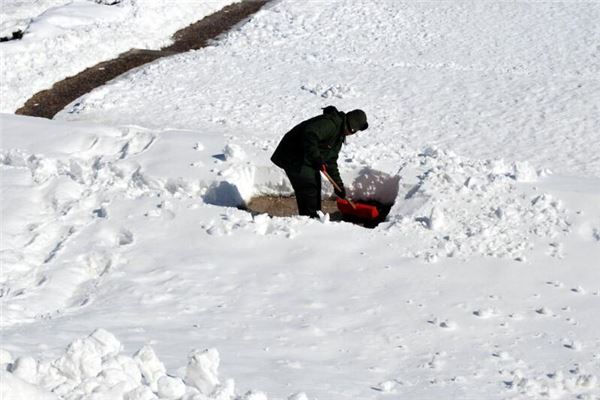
left=2, top=1, right=600, bottom=399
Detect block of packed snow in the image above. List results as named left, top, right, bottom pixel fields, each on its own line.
left=52, top=338, right=102, bottom=381
left=512, top=161, right=538, bottom=182
left=10, top=356, right=39, bottom=385
left=0, top=348, right=14, bottom=366
left=428, top=207, right=446, bottom=231
left=223, top=144, right=246, bottom=161
left=211, top=378, right=236, bottom=400
left=288, top=393, right=309, bottom=400
left=242, top=390, right=269, bottom=400
left=48, top=329, right=122, bottom=384
left=185, top=348, right=220, bottom=394
left=102, top=354, right=143, bottom=385
left=124, top=386, right=158, bottom=400
left=0, top=371, right=58, bottom=400
left=90, top=329, right=122, bottom=358
left=133, top=345, right=166, bottom=392
left=157, top=375, right=186, bottom=399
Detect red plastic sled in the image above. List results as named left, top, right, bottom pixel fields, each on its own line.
left=336, top=198, right=379, bottom=220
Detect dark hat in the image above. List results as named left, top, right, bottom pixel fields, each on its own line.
left=346, top=109, right=368, bottom=133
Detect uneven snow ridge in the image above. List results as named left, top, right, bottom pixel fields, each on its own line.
left=1, top=329, right=280, bottom=400
left=378, top=147, right=570, bottom=262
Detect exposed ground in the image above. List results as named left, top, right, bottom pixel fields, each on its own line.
left=15, top=0, right=269, bottom=119
left=245, top=196, right=342, bottom=219
left=244, top=196, right=392, bottom=228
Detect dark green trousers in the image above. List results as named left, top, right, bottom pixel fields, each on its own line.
left=285, top=166, right=321, bottom=218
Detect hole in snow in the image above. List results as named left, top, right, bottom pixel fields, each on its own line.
left=241, top=196, right=393, bottom=229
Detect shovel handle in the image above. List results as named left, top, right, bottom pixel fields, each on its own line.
left=320, top=170, right=356, bottom=209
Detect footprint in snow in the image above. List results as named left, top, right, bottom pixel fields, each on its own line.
left=193, top=142, right=204, bottom=151
left=535, top=306, right=555, bottom=317
left=570, top=286, right=586, bottom=294
left=546, top=280, right=564, bottom=288
left=428, top=317, right=457, bottom=330
left=565, top=317, right=578, bottom=326
left=117, top=229, right=134, bottom=246
left=473, top=308, right=499, bottom=318
left=562, top=339, right=583, bottom=351
left=420, top=352, right=446, bottom=370
left=492, top=351, right=511, bottom=360
left=371, top=380, right=400, bottom=393
left=547, top=242, right=564, bottom=258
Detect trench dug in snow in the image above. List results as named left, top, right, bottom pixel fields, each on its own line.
left=207, top=165, right=401, bottom=228
left=242, top=196, right=393, bottom=228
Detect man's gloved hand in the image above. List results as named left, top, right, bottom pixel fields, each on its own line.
left=334, top=186, right=346, bottom=199
left=314, top=159, right=327, bottom=173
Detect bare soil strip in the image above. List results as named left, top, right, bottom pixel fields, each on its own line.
left=244, top=196, right=393, bottom=228
left=16, top=0, right=270, bottom=119
left=245, top=197, right=343, bottom=219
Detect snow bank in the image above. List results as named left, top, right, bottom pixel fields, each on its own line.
left=1, top=329, right=279, bottom=400
left=377, top=146, right=570, bottom=261
left=0, top=0, right=239, bottom=112
left=0, top=115, right=571, bottom=290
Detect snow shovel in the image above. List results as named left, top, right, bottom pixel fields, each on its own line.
left=320, top=170, right=380, bottom=220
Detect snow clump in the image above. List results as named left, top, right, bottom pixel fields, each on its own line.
left=1, top=329, right=279, bottom=400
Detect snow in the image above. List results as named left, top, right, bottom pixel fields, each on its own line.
left=2, top=0, right=600, bottom=399
left=0, top=0, right=239, bottom=112
left=1, top=0, right=71, bottom=38
left=1, top=329, right=254, bottom=400
left=56, top=1, right=600, bottom=178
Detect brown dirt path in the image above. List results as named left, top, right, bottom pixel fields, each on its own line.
left=15, top=0, right=270, bottom=119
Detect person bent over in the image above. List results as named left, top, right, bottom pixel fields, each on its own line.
left=271, top=106, right=368, bottom=218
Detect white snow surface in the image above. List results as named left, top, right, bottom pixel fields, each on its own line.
left=56, top=0, right=600, bottom=177
left=0, top=0, right=239, bottom=112
left=2, top=0, right=600, bottom=399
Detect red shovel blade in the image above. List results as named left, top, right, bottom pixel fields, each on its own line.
left=336, top=199, right=379, bottom=220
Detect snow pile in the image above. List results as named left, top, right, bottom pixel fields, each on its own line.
left=0, top=329, right=281, bottom=400
left=0, top=0, right=239, bottom=112
left=379, top=147, right=570, bottom=261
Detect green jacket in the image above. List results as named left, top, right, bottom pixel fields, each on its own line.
left=271, top=107, right=346, bottom=188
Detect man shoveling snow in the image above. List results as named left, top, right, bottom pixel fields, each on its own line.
left=271, top=106, right=368, bottom=218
